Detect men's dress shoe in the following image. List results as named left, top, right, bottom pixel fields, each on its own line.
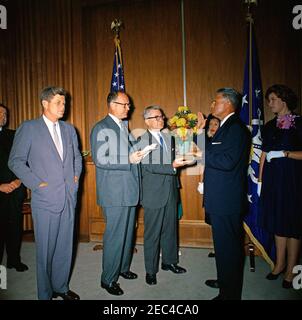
left=52, top=290, right=80, bottom=300
left=205, top=279, right=219, bottom=289
left=161, top=263, right=187, bottom=274
left=146, top=273, right=157, bottom=285
left=101, top=281, right=124, bottom=295
left=120, top=271, right=138, bottom=280
left=208, top=252, right=215, bottom=258
left=282, top=280, right=293, bottom=289
left=7, top=262, right=29, bottom=272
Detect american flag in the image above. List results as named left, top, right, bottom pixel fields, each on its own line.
left=110, top=40, right=125, bottom=92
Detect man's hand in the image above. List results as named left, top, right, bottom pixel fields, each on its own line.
left=10, top=179, right=21, bottom=189
left=130, top=151, right=144, bottom=164
left=173, top=157, right=196, bottom=168
left=197, top=112, right=206, bottom=130
left=266, top=151, right=285, bottom=163
left=0, top=183, right=15, bottom=194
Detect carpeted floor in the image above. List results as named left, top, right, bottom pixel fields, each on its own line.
left=0, top=242, right=301, bottom=300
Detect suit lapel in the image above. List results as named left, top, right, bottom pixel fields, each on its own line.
left=59, top=121, right=68, bottom=162
left=38, top=117, right=63, bottom=162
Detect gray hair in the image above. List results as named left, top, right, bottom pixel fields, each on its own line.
left=216, top=88, right=242, bottom=110
left=143, top=105, right=163, bottom=119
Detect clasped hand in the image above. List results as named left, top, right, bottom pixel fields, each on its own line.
left=129, top=150, right=144, bottom=164
left=0, top=179, right=21, bottom=194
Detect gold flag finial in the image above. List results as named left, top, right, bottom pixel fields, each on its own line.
left=111, top=19, right=123, bottom=38
left=244, top=0, right=258, bottom=23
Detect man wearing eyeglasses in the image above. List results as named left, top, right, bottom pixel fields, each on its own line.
left=137, top=106, right=189, bottom=286
left=90, top=91, right=143, bottom=296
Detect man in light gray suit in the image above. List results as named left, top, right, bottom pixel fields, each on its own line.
left=90, top=91, right=143, bottom=296
left=138, top=106, right=189, bottom=286
left=8, top=87, right=82, bottom=300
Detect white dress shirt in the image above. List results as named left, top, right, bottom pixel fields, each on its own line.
left=43, top=115, right=63, bottom=154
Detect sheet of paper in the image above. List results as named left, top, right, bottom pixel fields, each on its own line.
left=141, top=143, right=158, bottom=158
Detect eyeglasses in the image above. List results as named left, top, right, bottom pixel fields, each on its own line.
left=113, top=101, right=131, bottom=108
left=146, top=115, right=165, bottom=121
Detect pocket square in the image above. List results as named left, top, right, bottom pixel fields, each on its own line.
left=211, top=142, right=222, bottom=145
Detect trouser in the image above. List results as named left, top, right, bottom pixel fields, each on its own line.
left=101, top=206, right=136, bottom=285
left=31, top=195, right=74, bottom=300
left=210, top=212, right=244, bottom=300
left=144, top=195, right=178, bottom=274
left=0, top=196, right=24, bottom=265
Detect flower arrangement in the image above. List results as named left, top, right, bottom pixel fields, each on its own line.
left=276, top=114, right=297, bottom=130
left=168, top=106, right=198, bottom=140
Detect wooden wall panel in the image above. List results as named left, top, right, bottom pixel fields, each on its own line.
left=0, top=0, right=300, bottom=247
left=82, top=0, right=184, bottom=147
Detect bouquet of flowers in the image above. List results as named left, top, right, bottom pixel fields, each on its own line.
left=168, top=106, right=198, bottom=140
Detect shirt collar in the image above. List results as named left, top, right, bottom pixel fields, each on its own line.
left=43, top=114, right=59, bottom=127
left=109, top=113, right=123, bottom=128
left=220, top=112, right=235, bottom=127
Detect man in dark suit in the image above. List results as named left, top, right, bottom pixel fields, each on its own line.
left=202, top=88, right=250, bottom=300
left=138, top=106, right=189, bottom=286
left=90, top=91, right=143, bottom=296
left=0, top=104, right=27, bottom=272
left=8, top=87, right=82, bottom=300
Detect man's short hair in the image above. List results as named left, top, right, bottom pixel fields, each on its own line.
left=107, top=91, right=127, bottom=107
left=40, top=86, right=66, bottom=105
left=0, top=103, right=8, bottom=113
left=143, top=105, right=163, bottom=119
left=216, top=88, right=242, bottom=111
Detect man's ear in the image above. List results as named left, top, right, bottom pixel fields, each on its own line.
left=41, top=100, right=48, bottom=110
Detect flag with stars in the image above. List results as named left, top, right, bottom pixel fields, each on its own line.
left=240, top=24, right=276, bottom=267
left=110, top=38, right=125, bottom=92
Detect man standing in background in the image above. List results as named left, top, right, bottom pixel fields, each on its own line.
left=0, top=103, right=27, bottom=272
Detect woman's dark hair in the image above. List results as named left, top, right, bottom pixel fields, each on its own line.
left=265, top=84, right=298, bottom=111
left=205, top=114, right=220, bottom=137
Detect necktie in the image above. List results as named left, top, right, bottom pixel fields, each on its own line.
left=120, top=121, right=128, bottom=133
left=158, top=132, right=166, bottom=151
left=53, top=123, right=63, bottom=160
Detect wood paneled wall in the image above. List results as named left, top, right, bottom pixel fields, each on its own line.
left=0, top=0, right=301, bottom=246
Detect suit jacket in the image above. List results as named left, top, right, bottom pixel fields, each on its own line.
left=90, top=115, right=140, bottom=207
left=204, top=114, right=250, bottom=215
left=0, top=128, right=26, bottom=205
left=138, top=130, right=178, bottom=209
left=8, top=117, right=82, bottom=213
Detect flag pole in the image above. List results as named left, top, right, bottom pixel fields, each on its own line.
left=111, top=19, right=124, bottom=89
left=180, top=0, right=187, bottom=107
left=245, top=0, right=257, bottom=127
left=244, top=0, right=258, bottom=272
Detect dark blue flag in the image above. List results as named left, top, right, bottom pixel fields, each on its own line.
left=240, top=25, right=276, bottom=268
left=110, top=39, right=125, bottom=92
